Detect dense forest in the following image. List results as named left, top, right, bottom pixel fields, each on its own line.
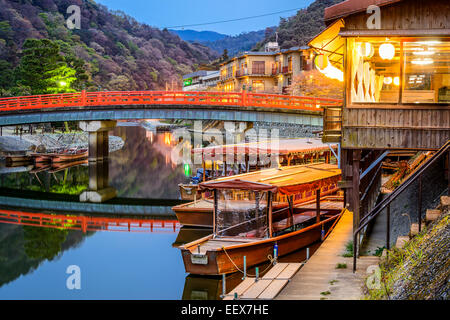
left=254, top=0, right=343, bottom=50
left=0, top=0, right=218, bottom=96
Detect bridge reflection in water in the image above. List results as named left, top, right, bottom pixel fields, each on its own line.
left=0, top=209, right=180, bottom=233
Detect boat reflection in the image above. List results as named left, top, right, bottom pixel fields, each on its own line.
left=172, top=226, right=212, bottom=248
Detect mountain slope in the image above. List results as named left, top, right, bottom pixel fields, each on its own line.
left=169, top=29, right=227, bottom=42
left=254, top=0, right=344, bottom=50
left=0, top=0, right=218, bottom=92
left=203, top=29, right=272, bottom=56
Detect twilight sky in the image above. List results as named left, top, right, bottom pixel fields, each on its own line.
left=96, top=0, right=314, bottom=36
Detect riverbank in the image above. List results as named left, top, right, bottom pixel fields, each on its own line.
left=0, top=133, right=124, bottom=155
left=364, top=196, right=449, bottom=300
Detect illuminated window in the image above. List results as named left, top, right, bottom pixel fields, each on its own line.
left=350, top=39, right=400, bottom=103
left=402, top=41, right=450, bottom=103
left=252, top=80, right=264, bottom=92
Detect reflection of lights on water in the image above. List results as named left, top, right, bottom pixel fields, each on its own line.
left=164, top=132, right=172, bottom=145
left=184, top=163, right=191, bottom=177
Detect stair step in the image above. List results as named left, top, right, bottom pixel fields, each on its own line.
left=395, top=236, right=409, bottom=248
left=426, top=209, right=441, bottom=223
left=440, top=196, right=450, bottom=208
left=410, top=223, right=426, bottom=236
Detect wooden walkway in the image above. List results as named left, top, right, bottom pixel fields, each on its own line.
left=277, top=210, right=380, bottom=300
left=223, top=263, right=303, bottom=300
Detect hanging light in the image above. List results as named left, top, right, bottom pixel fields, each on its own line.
left=393, top=77, right=400, bottom=86
left=379, top=43, right=395, bottom=60
left=411, top=58, right=434, bottom=65
left=383, top=77, right=393, bottom=85
left=358, top=42, right=374, bottom=58
left=314, top=55, right=343, bottom=82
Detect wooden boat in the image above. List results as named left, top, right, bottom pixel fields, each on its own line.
left=173, top=163, right=340, bottom=227
left=4, top=155, right=32, bottom=166
left=179, top=162, right=343, bottom=275
left=179, top=138, right=338, bottom=200
left=51, top=149, right=88, bottom=163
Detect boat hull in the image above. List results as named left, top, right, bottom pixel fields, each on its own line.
left=181, top=215, right=340, bottom=275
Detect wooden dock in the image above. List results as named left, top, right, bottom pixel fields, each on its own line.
left=276, top=210, right=380, bottom=300
left=223, top=263, right=303, bottom=300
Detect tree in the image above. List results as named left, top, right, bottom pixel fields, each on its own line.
left=287, top=69, right=343, bottom=99
left=221, top=49, right=229, bottom=62
left=16, top=39, right=77, bottom=94
left=0, top=60, right=13, bottom=96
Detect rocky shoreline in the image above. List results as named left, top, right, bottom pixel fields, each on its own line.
left=0, top=133, right=124, bottom=155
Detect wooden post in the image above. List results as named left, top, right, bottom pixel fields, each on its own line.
left=268, top=191, right=273, bottom=238
left=386, top=203, right=390, bottom=250
left=448, top=151, right=450, bottom=196
left=316, top=189, right=321, bottom=223
left=352, top=150, right=361, bottom=255
left=213, top=190, right=218, bottom=236
left=202, top=156, right=206, bottom=182
left=418, top=173, right=422, bottom=232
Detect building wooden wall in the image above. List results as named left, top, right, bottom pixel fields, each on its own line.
left=342, top=0, right=450, bottom=31
left=342, top=107, right=450, bottom=149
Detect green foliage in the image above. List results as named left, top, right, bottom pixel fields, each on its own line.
left=336, top=263, right=347, bottom=269
left=16, top=39, right=77, bottom=94
left=0, top=60, right=14, bottom=96
left=374, top=246, right=386, bottom=257
left=23, top=226, right=68, bottom=261
left=255, top=0, right=344, bottom=50
left=342, top=240, right=354, bottom=257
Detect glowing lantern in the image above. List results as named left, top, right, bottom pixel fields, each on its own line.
left=358, top=42, right=374, bottom=58
left=314, top=55, right=343, bottom=82
left=314, top=55, right=328, bottom=69
left=393, top=77, right=400, bottom=86
left=379, top=43, right=395, bottom=60
left=384, top=77, right=393, bottom=85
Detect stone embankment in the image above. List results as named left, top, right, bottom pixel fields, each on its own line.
left=0, top=133, right=124, bottom=155
left=365, top=196, right=449, bottom=300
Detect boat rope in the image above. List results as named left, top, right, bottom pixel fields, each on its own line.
left=221, top=246, right=275, bottom=277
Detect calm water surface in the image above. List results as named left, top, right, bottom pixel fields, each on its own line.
left=0, top=122, right=318, bottom=299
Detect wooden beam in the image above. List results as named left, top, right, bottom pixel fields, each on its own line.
left=352, top=149, right=361, bottom=237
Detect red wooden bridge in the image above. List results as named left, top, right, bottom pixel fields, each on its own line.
left=0, top=91, right=342, bottom=126
left=0, top=209, right=180, bottom=233
left=0, top=91, right=341, bottom=111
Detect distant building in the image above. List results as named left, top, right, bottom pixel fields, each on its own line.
left=216, top=47, right=314, bottom=94
left=182, top=70, right=220, bottom=91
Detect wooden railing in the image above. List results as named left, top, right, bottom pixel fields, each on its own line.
left=0, top=91, right=342, bottom=112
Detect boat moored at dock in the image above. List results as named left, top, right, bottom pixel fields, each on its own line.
left=179, top=162, right=343, bottom=275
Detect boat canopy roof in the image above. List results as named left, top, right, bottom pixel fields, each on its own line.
left=199, top=163, right=341, bottom=195
left=192, top=138, right=336, bottom=157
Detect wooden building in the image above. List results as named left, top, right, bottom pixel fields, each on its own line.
left=309, top=0, right=449, bottom=232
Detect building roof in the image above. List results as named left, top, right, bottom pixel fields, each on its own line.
left=324, top=0, right=403, bottom=22
left=182, top=70, right=219, bottom=80
left=199, top=162, right=341, bottom=195
left=192, top=138, right=336, bottom=156
left=220, top=47, right=311, bottom=66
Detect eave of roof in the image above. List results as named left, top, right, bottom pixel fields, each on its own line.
left=324, top=0, right=403, bottom=22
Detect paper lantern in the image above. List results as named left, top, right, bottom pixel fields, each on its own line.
left=379, top=43, right=395, bottom=60
left=359, top=42, right=374, bottom=58
left=393, top=77, right=400, bottom=86
left=383, top=77, right=393, bottom=85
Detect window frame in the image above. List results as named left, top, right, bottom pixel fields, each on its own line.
left=346, top=36, right=450, bottom=108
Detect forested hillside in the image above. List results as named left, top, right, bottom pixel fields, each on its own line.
left=0, top=0, right=218, bottom=96
left=254, top=0, right=343, bottom=50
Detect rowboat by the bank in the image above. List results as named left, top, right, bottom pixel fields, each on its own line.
left=173, top=163, right=340, bottom=227
left=179, top=162, right=343, bottom=275
left=30, top=148, right=88, bottom=164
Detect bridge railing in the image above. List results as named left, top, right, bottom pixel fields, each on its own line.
left=0, top=91, right=342, bottom=112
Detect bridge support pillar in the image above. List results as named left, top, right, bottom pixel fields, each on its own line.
left=79, top=120, right=117, bottom=203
